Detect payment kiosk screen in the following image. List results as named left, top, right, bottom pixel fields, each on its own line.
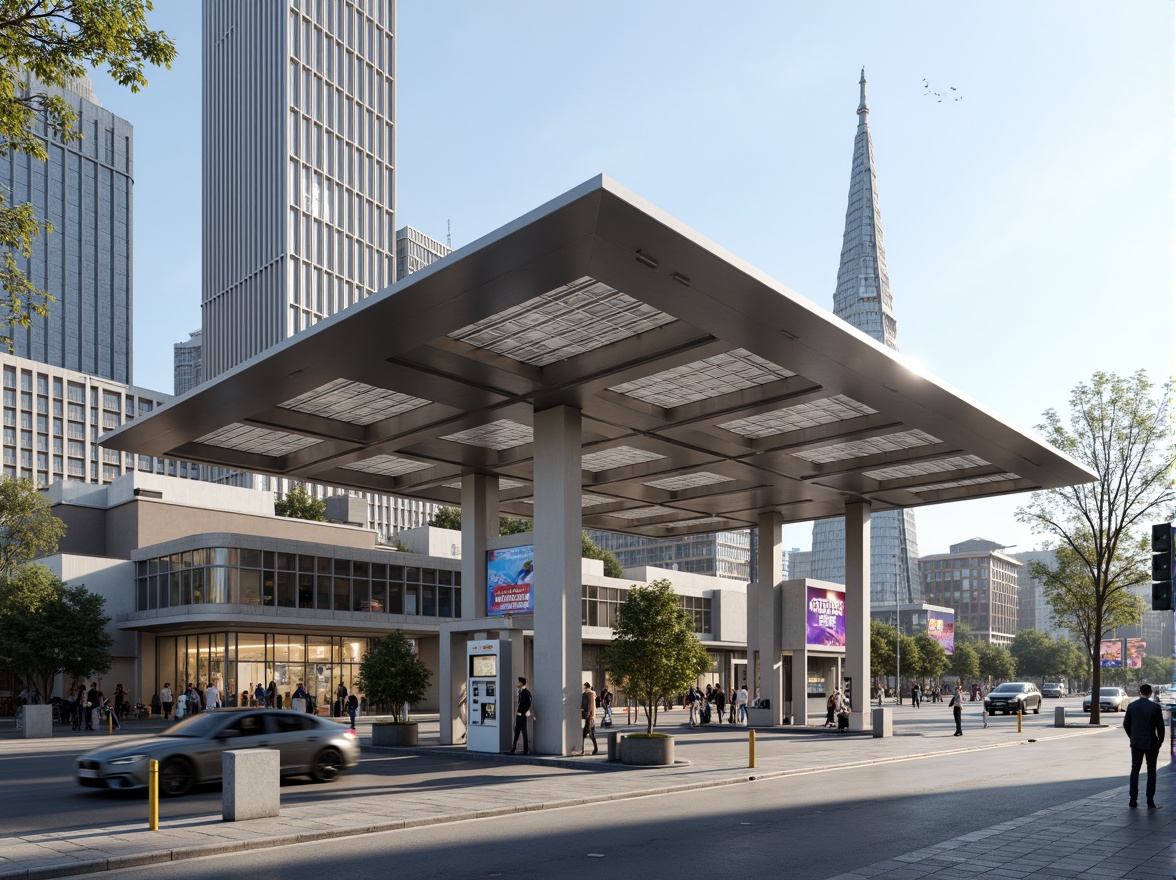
left=471, top=655, right=497, bottom=677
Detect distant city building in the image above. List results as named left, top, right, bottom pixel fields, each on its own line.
left=1007, top=547, right=1071, bottom=640
left=396, top=226, right=451, bottom=278
left=200, top=0, right=396, bottom=379
left=787, top=548, right=812, bottom=581
left=0, top=76, right=133, bottom=384
left=173, top=330, right=203, bottom=396
left=587, top=529, right=751, bottom=582
left=809, top=70, right=921, bottom=604
left=0, top=352, right=191, bottom=487
left=919, top=538, right=1022, bottom=644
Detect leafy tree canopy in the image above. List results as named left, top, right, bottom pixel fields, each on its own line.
left=0, top=476, right=65, bottom=576
left=870, top=618, right=896, bottom=679
left=0, top=564, right=112, bottom=697
left=1016, top=369, right=1174, bottom=722
left=949, top=640, right=980, bottom=682
left=976, top=641, right=1016, bottom=684
left=912, top=631, right=949, bottom=682
left=0, top=1, right=175, bottom=348
left=274, top=484, right=326, bottom=521
left=600, top=578, right=710, bottom=735
left=356, top=630, right=432, bottom=722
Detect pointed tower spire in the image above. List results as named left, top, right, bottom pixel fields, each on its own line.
left=810, top=72, right=921, bottom=607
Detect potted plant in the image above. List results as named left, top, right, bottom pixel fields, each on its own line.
left=600, top=578, right=710, bottom=765
left=357, top=631, right=432, bottom=747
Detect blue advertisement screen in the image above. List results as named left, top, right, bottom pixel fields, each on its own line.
left=486, top=545, right=535, bottom=615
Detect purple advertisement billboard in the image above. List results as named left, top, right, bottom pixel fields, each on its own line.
left=486, top=545, right=535, bottom=615
left=926, top=610, right=955, bottom=655
left=805, top=586, right=846, bottom=647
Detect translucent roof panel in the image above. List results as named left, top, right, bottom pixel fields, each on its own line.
left=518, top=492, right=616, bottom=508
left=792, top=430, right=941, bottom=464
left=664, top=517, right=729, bottom=528
left=644, top=472, right=734, bottom=491
left=442, top=478, right=526, bottom=490
left=607, top=505, right=680, bottom=520
left=720, top=394, right=878, bottom=439
left=278, top=379, right=429, bottom=425
left=581, top=445, right=666, bottom=472
left=194, top=424, right=322, bottom=456
left=910, top=473, right=1021, bottom=493
left=341, top=455, right=432, bottom=477
left=449, top=276, right=676, bottom=367
left=864, top=455, right=990, bottom=481
left=609, top=349, right=795, bottom=408
left=442, top=419, right=533, bottom=450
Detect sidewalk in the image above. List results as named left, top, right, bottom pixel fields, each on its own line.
left=0, top=710, right=1170, bottom=880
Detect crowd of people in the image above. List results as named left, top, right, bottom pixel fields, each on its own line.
left=684, top=683, right=751, bottom=727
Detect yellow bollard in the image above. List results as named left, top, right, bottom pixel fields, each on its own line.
left=1017, top=709, right=1022, bottom=733
left=148, top=759, right=159, bottom=831
left=108, top=710, right=113, bottom=735
left=749, top=729, right=756, bottom=769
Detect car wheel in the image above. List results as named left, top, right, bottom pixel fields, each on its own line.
left=160, top=757, right=195, bottom=797
left=310, top=747, right=343, bottom=783
left=987, top=711, right=995, bottom=716
left=1033, top=703, right=1040, bottom=715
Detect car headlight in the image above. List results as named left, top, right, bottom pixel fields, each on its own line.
left=108, top=754, right=149, bottom=765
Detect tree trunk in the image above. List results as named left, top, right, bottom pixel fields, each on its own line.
left=1089, top=611, right=1102, bottom=725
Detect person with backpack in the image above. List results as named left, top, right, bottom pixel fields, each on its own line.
left=600, top=685, right=613, bottom=727
left=346, top=689, right=359, bottom=728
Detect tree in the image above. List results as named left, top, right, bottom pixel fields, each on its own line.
left=0, top=564, right=112, bottom=698
left=870, top=618, right=896, bottom=680
left=1138, top=655, right=1174, bottom=688
left=0, top=476, right=65, bottom=575
left=428, top=506, right=462, bottom=530
left=0, top=1, right=175, bottom=348
left=600, top=578, right=710, bottom=735
left=274, top=484, right=326, bottom=521
left=913, top=632, right=949, bottom=684
left=1017, top=370, right=1174, bottom=724
left=499, top=516, right=533, bottom=536
left=949, top=641, right=980, bottom=682
left=1009, top=629, right=1054, bottom=681
left=977, top=642, right=1016, bottom=685
left=898, top=634, right=921, bottom=687
left=356, top=630, right=432, bottom=722
left=581, top=531, right=623, bottom=578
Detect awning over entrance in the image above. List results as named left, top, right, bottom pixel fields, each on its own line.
left=104, top=176, right=1094, bottom=532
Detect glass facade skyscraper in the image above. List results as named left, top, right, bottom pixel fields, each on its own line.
left=0, top=77, right=133, bottom=384
left=810, top=71, right=921, bottom=605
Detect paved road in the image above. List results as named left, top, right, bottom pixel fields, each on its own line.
left=59, top=722, right=1142, bottom=880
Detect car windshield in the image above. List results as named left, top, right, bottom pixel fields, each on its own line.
left=162, top=712, right=228, bottom=738
left=992, top=684, right=1024, bottom=693
left=1099, top=688, right=1121, bottom=696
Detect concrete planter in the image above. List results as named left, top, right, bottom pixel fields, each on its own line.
left=745, top=707, right=775, bottom=727
left=371, top=722, right=419, bottom=747
left=620, top=734, right=674, bottom=766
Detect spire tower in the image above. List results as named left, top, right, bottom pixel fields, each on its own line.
left=810, top=71, right=921, bottom=606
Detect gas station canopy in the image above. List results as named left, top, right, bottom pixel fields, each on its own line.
left=105, top=176, right=1095, bottom=536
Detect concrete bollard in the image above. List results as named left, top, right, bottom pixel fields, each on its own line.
left=22, top=704, right=53, bottom=739
left=1054, top=706, right=1066, bottom=728
left=222, top=749, right=280, bottom=821
left=871, top=706, right=892, bottom=738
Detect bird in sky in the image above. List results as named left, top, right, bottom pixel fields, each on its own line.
left=922, top=78, right=963, bottom=102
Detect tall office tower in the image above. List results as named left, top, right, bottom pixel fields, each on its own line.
left=173, top=330, right=203, bottom=396
left=201, top=0, right=396, bottom=380
left=0, top=76, right=133, bottom=384
left=810, top=70, right=922, bottom=605
left=920, top=538, right=1022, bottom=645
left=395, top=225, right=450, bottom=278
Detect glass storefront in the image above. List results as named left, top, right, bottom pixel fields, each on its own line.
left=155, top=632, right=368, bottom=716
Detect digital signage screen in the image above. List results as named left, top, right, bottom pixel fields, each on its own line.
left=486, top=545, right=535, bottom=615
left=1098, top=639, right=1123, bottom=668
left=1125, top=638, right=1147, bottom=669
left=805, top=586, right=846, bottom=647
left=926, top=610, right=955, bottom=655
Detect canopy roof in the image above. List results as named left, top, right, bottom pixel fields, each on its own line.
left=105, top=177, right=1095, bottom=537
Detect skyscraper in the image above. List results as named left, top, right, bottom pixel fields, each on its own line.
left=201, top=0, right=396, bottom=379
left=395, top=225, right=451, bottom=278
left=0, top=76, right=133, bottom=384
left=173, top=330, right=202, bottom=396
left=810, top=70, right=922, bottom=605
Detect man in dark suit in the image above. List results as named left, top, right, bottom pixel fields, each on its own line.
left=1123, top=683, right=1166, bottom=809
left=509, top=676, right=532, bottom=755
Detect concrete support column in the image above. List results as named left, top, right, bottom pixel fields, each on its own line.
left=438, top=627, right=470, bottom=745
left=844, top=501, right=871, bottom=731
left=751, top=512, right=784, bottom=723
left=532, top=405, right=581, bottom=755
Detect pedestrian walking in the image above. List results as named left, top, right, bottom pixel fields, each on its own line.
left=508, top=676, right=532, bottom=754
left=292, top=682, right=309, bottom=714
left=346, top=689, right=359, bottom=728
left=911, top=682, right=921, bottom=708
left=581, top=682, right=598, bottom=755
left=949, top=685, right=963, bottom=735
left=825, top=689, right=840, bottom=728
left=688, top=685, right=701, bottom=727
left=87, top=682, right=102, bottom=731
left=713, top=684, right=726, bottom=724
left=1123, top=683, right=1165, bottom=809
left=600, top=685, right=613, bottom=726
left=335, top=682, right=348, bottom=717
left=736, top=683, right=749, bottom=725
left=204, top=681, right=220, bottom=710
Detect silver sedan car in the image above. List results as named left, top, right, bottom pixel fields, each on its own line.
left=76, top=708, right=360, bottom=796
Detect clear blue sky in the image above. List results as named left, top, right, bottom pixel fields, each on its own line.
left=93, top=2, right=1173, bottom=556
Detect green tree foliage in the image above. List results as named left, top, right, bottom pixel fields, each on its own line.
left=949, top=641, right=980, bottom=682
left=581, top=531, right=623, bottom=578
left=977, top=641, right=1016, bottom=684
left=898, top=634, right=920, bottom=685
left=0, top=564, right=112, bottom=697
left=499, top=516, right=532, bottom=535
left=913, top=631, right=949, bottom=683
left=274, top=484, right=326, bottom=521
left=0, top=476, right=65, bottom=575
left=600, top=578, right=710, bottom=734
left=1138, top=655, right=1174, bottom=688
left=0, top=1, right=175, bottom=348
left=1009, top=629, right=1054, bottom=680
left=356, top=630, right=432, bottom=722
left=1016, top=370, right=1174, bottom=723
left=427, top=506, right=462, bottom=530
left=870, top=618, right=896, bottom=679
